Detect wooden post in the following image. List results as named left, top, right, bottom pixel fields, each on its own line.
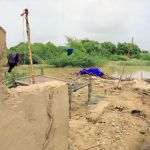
left=132, top=37, right=134, bottom=45
left=141, top=71, right=143, bottom=80
left=68, top=85, right=72, bottom=119
left=88, top=76, right=92, bottom=102
left=117, top=65, right=125, bottom=88
left=21, top=9, right=35, bottom=84
left=127, top=37, right=134, bottom=58
left=40, top=65, right=44, bottom=75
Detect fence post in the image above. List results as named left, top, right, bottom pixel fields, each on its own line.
left=68, top=85, right=72, bottom=118
left=88, top=76, right=92, bottom=102
left=140, top=71, right=143, bottom=80
left=40, top=65, right=44, bottom=75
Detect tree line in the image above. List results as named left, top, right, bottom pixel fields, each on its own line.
left=8, top=38, right=149, bottom=67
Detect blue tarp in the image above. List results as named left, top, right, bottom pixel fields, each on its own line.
left=79, top=67, right=104, bottom=77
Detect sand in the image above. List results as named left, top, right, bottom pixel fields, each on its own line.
left=69, top=79, right=150, bottom=150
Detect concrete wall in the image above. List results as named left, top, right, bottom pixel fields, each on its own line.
left=0, top=26, right=7, bottom=101
left=0, top=26, right=6, bottom=54
left=0, top=81, right=69, bottom=150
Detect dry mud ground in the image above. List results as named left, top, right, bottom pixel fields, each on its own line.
left=68, top=78, right=150, bottom=150
left=3, top=68, right=150, bottom=150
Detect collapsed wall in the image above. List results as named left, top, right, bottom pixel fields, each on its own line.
left=0, top=26, right=7, bottom=101
left=0, top=57, right=7, bottom=101
left=0, top=81, right=69, bottom=150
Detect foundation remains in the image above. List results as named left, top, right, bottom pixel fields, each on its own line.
left=0, top=81, right=69, bottom=150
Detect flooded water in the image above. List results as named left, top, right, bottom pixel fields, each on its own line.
left=131, top=71, right=150, bottom=79
left=113, top=71, right=150, bottom=80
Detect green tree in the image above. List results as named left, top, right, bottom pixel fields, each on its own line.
left=117, top=42, right=141, bottom=57
left=101, top=42, right=117, bottom=54
left=81, top=40, right=100, bottom=54
left=66, top=37, right=85, bottom=52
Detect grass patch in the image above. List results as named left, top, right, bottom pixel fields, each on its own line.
left=139, top=53, right=150, bottom=61
left=109, top=55, right=128, bottom=61
left=4, top=70, right=27, bottom=87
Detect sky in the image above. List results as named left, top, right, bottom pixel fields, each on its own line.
left=0, top=0, right=150, bottom=50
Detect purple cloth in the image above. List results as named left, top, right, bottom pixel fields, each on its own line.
left=79, top=67, right=104, bottom=77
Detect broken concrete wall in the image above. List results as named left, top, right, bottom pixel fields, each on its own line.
left=0, top=60, right=5, bottom=100
left=0, top=81, right=69, bottom=150
left=0, top=26, right=7, bottom=101
left=0, top=58, right=7, bottom=101
left=0, top=26, right=6, bottom=54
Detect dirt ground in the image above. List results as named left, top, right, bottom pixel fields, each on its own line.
left=3, top=67, right=150, bottom=150
left=68, top=77, right=150, bottom=150
left=21, top=70, right=150, bottom=150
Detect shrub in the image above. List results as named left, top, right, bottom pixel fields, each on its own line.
left=110, top=55, right=128, bottom=61
left=117, top=42, right=141, bottom=57
left=4, top=71, right=27, bottom=88
left=8, top=39, right=144, bottom=68
left=139, top=53, right=150, bottom=61
left=51, top=53, right=97, bottom=67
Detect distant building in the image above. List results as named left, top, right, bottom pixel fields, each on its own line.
left=0, top=26, right=6, bottom=54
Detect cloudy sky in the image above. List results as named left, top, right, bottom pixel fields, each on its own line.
left=0, top=0, right=150, bottom=50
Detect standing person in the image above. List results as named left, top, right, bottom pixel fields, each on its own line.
left=7, top=53, right=20, bottom=73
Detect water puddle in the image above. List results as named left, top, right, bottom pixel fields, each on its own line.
left=113, top=71, right=150, bottom=80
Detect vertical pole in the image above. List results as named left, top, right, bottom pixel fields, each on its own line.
left=23, top=9, right=35, bottom=84
left=141, top=71, right=143, bottom=80
left=68, top=85, right=72, bottom=119
left=132, top=37, right=134, bottom=45
left=132, top=37, right=134, bottom=55
left=88, top=76, right=92, bottom=102
left=40, top=65, right=44, bottom=75
left=117, top=65, right=125, bottom=88
left=127, top=37, right=134, bottom=58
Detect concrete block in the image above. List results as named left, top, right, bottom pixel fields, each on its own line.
left=0, top=81, right=69, bottom=150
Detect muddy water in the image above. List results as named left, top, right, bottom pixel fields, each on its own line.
left=113, top=71, right=150, bottom=80
left=132, top=71, right=150, bottom=79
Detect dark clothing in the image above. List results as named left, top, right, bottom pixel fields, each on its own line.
left=8, top=64, right=16, bottom=73
left=7, top=53, right=20, bottom=72
left=67, top=48, right=74, bottom=56
left=79, top=67, right=104, bottom=77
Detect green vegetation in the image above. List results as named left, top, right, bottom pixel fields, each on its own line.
left=8, top=38, right=149, bottom=67
left=4, top=70, right=27, bottom=88
left=117, top=59, right=150, bottom=66
left=139, top=53, right=150, bottom=61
